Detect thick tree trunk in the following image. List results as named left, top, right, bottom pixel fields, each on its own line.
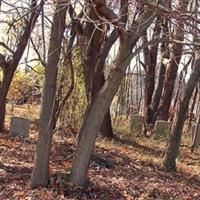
left=70, top=4, right=155, bottom=185
left=81, top=6, right=103, bottom=100
left=164, top=52, right=200, bottom=171
left=80, top=6, right=116, bottom=138
left=92, top=72, right=113, bottom=137
left=30, top=1, right=67, bottom=188
left=70, top=53, right=129, bottom=186
left=92, top=72, right=113, bottom=138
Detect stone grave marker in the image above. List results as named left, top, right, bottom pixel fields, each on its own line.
left=9, top=117, right=30, bottom=138
left=130, top=114, right=144, bottom=135
left=154, top=120, right=170, bottom=139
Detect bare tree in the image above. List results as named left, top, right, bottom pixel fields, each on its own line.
left=157, top=0, right=189, bottom=121
left=164, top=51, right=200, bottom=171
left=69, top=0, right=156, bottom=186
left=143, top=18, right=161, bottom=127
left=30, top=0, right=67, bottom=188
left=190, top=83, right=200, bottom=153
left=146, top=18, right=170, bottom=126
left=78, top=2, right=118, bottom=138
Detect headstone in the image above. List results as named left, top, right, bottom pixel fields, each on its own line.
left=130, top=114, right=144, bottom=135
left=9, top=117, right=30, bottom=138
left=191, top=124, right=200, bottom=146
left=154, top=120, right=170, bottom=139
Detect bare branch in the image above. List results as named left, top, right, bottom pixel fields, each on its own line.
left=0, top=42, right=14, bottom=54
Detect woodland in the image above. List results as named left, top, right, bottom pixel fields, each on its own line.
left=0, top=0, right=200, bottom=199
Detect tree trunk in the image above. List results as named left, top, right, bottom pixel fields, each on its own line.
left=148, top=62, right=167, bottom=125
left=70, top=53, right=129, bottom=186
left=92, top=72, right=113, bottom=137
left=69, top=3, right=155, bottom=185
left=187, top=87, right=198, bottom=132
left=0, top=68, right=14, bottom=132
left=144, top=18, right=169, bottom=127
left=157, top=59, right=179, bottom=121
left=143, top=18, right=161, bottom=125
left=30, top=1, right=67, bottom=188
left=80, top=6, right=117, bottom=138
left=190, top=93, right=200, bottom=153
left=164, top=52, right=200, bottom=171
left=100, top=110, right=113, bottom=137
left=157, top=0, right=188, bottom=121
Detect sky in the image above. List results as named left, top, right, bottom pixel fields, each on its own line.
left=0, top=0, right=194, bottom=79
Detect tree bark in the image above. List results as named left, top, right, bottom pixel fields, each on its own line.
left=92, top=71, right=113, bottom=137
left=190, top=92, right=200, bottom=153
left=30, top=1, right=67, bottom=188
left=143, top=18, right=169, bottom=129
left=70, top=1, right=155, bottom=185
left=149, top=63, right=167, bottom=124
left=80, top=5, right=117, bottom=138
left=143, top=18, right=161, bottom=125
left=187, top=86, right=198, bottom=132
left=164, top=51, right=200, bottom=171
left=0, top=68, right=14, bottom=131
left=157, top=0, right=188, bottom=121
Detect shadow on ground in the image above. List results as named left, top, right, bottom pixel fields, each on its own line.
left=0, top=132, right=200, bottom=199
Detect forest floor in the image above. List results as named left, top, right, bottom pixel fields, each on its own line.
left=0, top=123, right=200, bottom=200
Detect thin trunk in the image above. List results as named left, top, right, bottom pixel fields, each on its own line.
left=172, top=80, right=181, bottom=111
left=54, top=6, right=76, bottom=124
left=144, top=18, right=169, bottom=127
left=169, top=73, right=184, bottom=122
left=157, top=0, right=188, bottom=120
left=164, top=52, right=200, bottom=171
left=30, top=1, right=67, bottom=188
left=143, top=18, right=161, bottom=125
left=190, top=93, right=200, bottom=153
left=101, top=109, right=113, bottom=137
left=149, top=62, right=167, bottom=124
left=187, top=87, right=198, bottom=132
left=126, top=68, right=131, bottom=118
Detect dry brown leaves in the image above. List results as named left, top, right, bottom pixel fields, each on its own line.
left=0, top=127, right=200, bottom=200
